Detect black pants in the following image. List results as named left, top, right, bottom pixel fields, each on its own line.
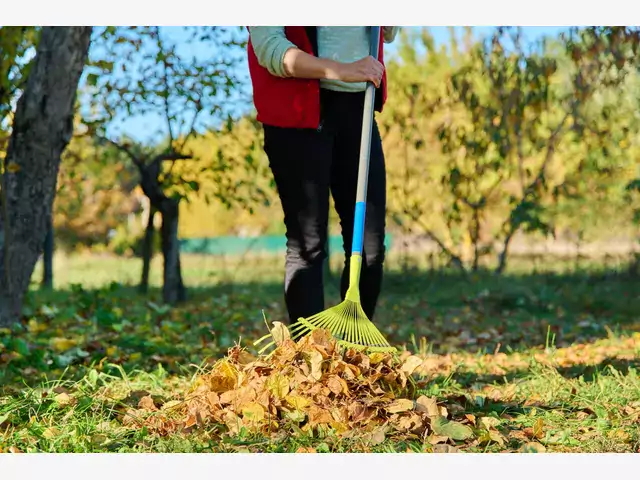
left=263, top=88, right=386, bottom=325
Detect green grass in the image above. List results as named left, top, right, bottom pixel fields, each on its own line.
left=1, top=252, right=639, bottom=453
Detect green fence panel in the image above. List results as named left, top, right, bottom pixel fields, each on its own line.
left=179, top=234, right=393, bottom=255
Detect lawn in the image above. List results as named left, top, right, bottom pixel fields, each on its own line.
left=0, top=252, right=639, bottom=453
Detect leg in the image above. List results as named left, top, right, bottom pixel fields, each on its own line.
left=263, top=124, right=333, bottom=325
left=331, top=103, right=386, bottom=320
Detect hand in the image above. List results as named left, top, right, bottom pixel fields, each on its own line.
left=336, top=56, right=384, bottom=88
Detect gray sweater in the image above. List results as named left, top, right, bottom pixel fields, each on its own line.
left=249, top=26, right=400, bottom=92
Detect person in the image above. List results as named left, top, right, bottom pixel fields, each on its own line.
left=246, top=26, right=399, bottom=327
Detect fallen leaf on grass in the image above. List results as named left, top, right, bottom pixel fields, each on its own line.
left=42, top=427, right=61, bottom=439
left=431, top=416, right=474, bottom=441
left=478, top=430, right=506, bottom=447
left=415, top=396, right=439, bottom=417
left=296, top=447, right=317, bottom=453
left=54, top=392, right=77, bottom=407
left=431, top=445, right=460, bottom=453
left=519, top=442, right=546, bottom=453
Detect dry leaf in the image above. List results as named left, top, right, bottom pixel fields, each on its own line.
left=431, top=445, right=460, bottom=453
left=296, top=447, right=317, bottom=453
left=519, top=442, right=546, bottom=453
left=138, top=395, right=158, bottom=411
left=242, top=403, right=265, bottom=424
left=415, top=396, right=440, bottom=417
left=386, top=399, right=414, bottom=413
left=479, top=416, right=500, bottom=430
left=427, top=434, right=449, bottom=445
left=54, top=392, right=77, bottom=407
left=305, top=350, right=323, bottom=381
left=401, top=355, right=423, bottom=375
left=533, top=418, right=544, bottom=439
left=42, top=427, right=60, bottom=439
left=267, top=374, right=290, bottom=399
left=431, top=416, right=474, bottom=441
left=270, top=322, right=291, bottom=345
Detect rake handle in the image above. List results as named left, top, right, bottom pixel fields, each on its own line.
left=351, top=26, right=381, bottom=256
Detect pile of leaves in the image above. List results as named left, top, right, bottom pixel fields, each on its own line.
left=120, top=328, right=476, bottom=447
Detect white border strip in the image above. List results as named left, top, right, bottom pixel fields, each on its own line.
left=3, top=0, right=640, bottom=26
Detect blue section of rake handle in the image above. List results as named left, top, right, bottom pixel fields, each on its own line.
left=351, top=201, right=366, bottom=255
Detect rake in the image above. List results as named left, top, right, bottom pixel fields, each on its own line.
left=256, top=26, right=395, bottom=355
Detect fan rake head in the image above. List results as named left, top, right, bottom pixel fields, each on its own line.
left=255, top=298, right=396, bottom=355
left=291, top=299, right=396, bottom=353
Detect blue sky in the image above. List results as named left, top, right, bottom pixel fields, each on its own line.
left=102, top=26, right=568, bottom=144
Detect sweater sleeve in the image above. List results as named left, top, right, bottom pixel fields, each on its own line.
left=383, top=26, right=400, bottom=43
left=248, top=27, right=297, bottom=77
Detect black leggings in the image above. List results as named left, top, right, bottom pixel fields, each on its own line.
left=263, top=88, right=386, bottom=325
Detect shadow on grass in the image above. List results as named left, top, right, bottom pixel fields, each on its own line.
left=4, top=265, right=635, bottom=389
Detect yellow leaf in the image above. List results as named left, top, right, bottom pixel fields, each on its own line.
left=106, top=346, right=118, bottom=357
left=533, top=418, right=544, bottom=439
left=6, top=161, right=20, bottom=174
left=241, top=403, right=265, bottom=424
left=270, top=321, right=291, bottom=345
left=43, top=427, right=60, bottom=439
left=267, top=374, right=290, bottom=399
left=386, top=398, right=414, bottom=413
left=368, top=352, right=386, bottom=365
left=401, top=355, right=423, bottom=375
left=27, top=319, right=46, bottom=334
left=129, top=352, right=142, bottom=362
left=285, top=395, right=310, bottom=410
left=49, top=337, right=76, bottom=352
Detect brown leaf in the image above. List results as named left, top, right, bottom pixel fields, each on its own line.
left=427, top=434, right=450, bottom=445
left=386, top=399, right=414, bottom=414
left=431, top=444, right=460, bottom=453
left=296, top=447, right=317, bottom=453
left=479, top=416, right=500, bottom=430
left=54, top=392, right=77, bottom=407
left=364, top=426, right=388, bottom=446
left=465, top=414, right=477, bottom=426
left=308, top=406, right=333, bottom=425
left=138, top=395, right=159, bottom=411
left=401, top=355, right=423, bottom=376
left=327, top=375, right=346, bottom=396
left=415, top=396, right=439, bottom=417
left=304, top=350, right=323, bottom=381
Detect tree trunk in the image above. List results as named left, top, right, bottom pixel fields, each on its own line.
left=0, top=27, right=92, bottom=327
left=41, top=215, right=54, bottom=289
left=139, top=207, right=156, bottom=294
left=159, top=198, right=185, bottom=304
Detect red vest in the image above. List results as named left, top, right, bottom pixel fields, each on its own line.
left=247, top=26, right=388, bottom=129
